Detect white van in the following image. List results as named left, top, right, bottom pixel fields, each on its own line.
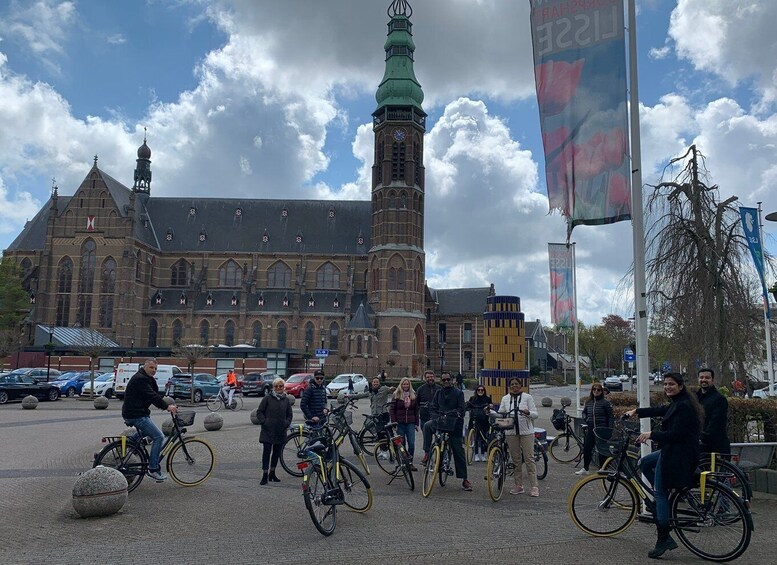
left=114, top=363, right=182, bottom=398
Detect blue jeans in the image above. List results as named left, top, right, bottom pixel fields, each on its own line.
left=126, top=416, right=165, bottom=471
left=641, top=450, right=669, bottom=525
left=396, top=422, right=416, bottom=459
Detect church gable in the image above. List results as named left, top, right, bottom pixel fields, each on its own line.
left=57, top=165, right=130, bottom=234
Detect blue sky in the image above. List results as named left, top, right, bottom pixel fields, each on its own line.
left=1, top=0, right=776, bottom=326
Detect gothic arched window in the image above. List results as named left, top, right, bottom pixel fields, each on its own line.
left=171, top=259, right=189, bottom=286
left=267, top=261, right=292, bottom=288
left=224, top=320, right=235, bottom=346
left=172, top=319, right=184, bottom=346
left=219, top=260, right=242, bottom=287
left=316, top=262, right=340, bottom=289
left=305, top=322, right=315, bottom=346
left=252, top=321, right=262, bottom=347
left=200, top=320, right=210, bottom=345
left=76, top=239, right=96, bottom=327
left=148, top=319, right=158, bottom=348
left=329, top=322, right=339, bottom=351
left=98, top=257, right=116, bottom=328
left=277, top=321, right=288, bottom=349
left=391, top=326, right=400, bottom=352
left=56, top=257, right=73, bottom=326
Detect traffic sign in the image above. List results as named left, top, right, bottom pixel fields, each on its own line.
left=623, top=348, right=636, bottom=362
left=315, top=349, right=329, bottom=358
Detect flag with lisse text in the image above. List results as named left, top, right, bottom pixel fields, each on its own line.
left=549, top=243, right=576, bottom=329
left=740, top=207, right=770, bottom=319
left=530, top=0, right=632, bottom=235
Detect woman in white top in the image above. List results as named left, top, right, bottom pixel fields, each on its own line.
left=495, top=378, right=539, bottom=496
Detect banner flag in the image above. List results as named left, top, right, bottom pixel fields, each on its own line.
left=549, top=243, right=576, bottom=329
left=530, top=0, right=632, bottom=235
left=740, top=207, right=771, bottom=319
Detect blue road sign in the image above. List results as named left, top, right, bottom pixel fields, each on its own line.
left=662, top=361, right=672, bottom=372
left=315, top=349, right=329, bottom=358
left=623, top=348, right=636, bottom=362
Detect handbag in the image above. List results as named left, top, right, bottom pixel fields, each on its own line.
left=488, top=411, right=514, bottom=430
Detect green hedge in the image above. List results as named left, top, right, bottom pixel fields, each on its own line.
left=605, top=391, right=777, bottom=443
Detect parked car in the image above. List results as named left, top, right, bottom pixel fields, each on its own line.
left=618, top=374, right=630, bottom=382
left=326, top=373, right=367, bottom=398
left=241, top=372, right=277, bottom=396
left=284, top=373, right=314, bottom=397
left=0, top=374, right=61, bottom=404
left=167, top=374, right=220, bottom=403
left=752, top=384, right=777, bottom=399
left=603, top=375, right=623, bottom=392
left=653, top=373, right=664, bottom=384
left=5, top=367, right=62, bottom=382
left=51, top=371, right=93, bottom=397
left=81, top=373, right=116, bottom=398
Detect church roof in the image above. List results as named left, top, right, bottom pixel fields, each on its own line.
left=346, top=302, right=375, bottom=330
left=429, top=287, right=491, bottom=315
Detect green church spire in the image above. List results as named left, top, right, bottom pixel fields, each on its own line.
left=374, top=0, right=424, bottom=116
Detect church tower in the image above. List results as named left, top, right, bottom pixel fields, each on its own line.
left=369, top=0, right=427, bottom=371
left=133, top=131, right=152, bottom=198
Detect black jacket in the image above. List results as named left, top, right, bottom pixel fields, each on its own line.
left=636, top=389, right=701, bottom=490
left=257, top=393, right=294, bottom=444
left=300, top=380, right=327, bottom=421
left=697, top=386, right=730, bottom=455
left=431, top=386, right=466, bottom=432
left=466, top=394, right=492, bottom=427
left=416, top=383, right=441, bottom=421
left=582, top=397, right=613, bottom=429
left=122, top=369, right=168, bottom=419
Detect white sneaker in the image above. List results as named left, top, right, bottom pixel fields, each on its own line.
left=148, top=469, right=168, bottom=481
left=377, top=451, right=389, bottom=460
left=575, top=468, right=589, bottom=476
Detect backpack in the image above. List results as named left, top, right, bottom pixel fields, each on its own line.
left=551, top=408, right=566, bottom=431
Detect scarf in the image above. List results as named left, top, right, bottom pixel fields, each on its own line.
left=402, top=390, right=411, bottom=408
left=270, top=390, right=286, bottom=401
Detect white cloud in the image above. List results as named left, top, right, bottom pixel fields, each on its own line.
left=106, top=34, right=126, bottom=45
left=0, top=176, right=42, bottom=234
left=0, top=0, right=76, bottom=73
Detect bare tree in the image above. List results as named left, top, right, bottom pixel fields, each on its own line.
left=73, top=328, right=113, bottom=398
left=172, top=341, right=211, bottom=403
left=644, top=145, right=774, bottom=381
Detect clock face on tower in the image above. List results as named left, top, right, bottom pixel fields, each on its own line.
left=392, top=128, right=406, bottom=142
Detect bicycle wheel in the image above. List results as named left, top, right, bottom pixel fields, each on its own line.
left=357, top=425, right=379, bottom=456
left=398, top=445, right=415, bottom=491
left=167, top=438, right=215, bottom=486
left=279, top=428, right=311, bottom=477
left=549, top=433, right=582, bottom=464
left=486, top=446, right=505, bottom=502
left=206, top=395, right=222, bottom=412
left=465, top=428, right=476, bottom=465
left=568, top=475, right=638, bottom=536
left=671, top=480, right=752, bottom=562
left=94, top=440, right=147, bottom=493
left=303, top=466, right=336, bottom=536
left=439, top=445, right=451, bottom=487
left=339, top=459, right=373, bottom=513
left=534, top=439, right=548, bottom=480
left=422, top=444, right=440, bottom=497
left=227, top=396, right=243, bottom=411
left=373, top=439, right=397, bottom=475
left=699, top=457, right=752, bottom=502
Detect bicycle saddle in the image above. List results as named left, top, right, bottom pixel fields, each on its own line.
left=307, top=441, right=327, bottom=454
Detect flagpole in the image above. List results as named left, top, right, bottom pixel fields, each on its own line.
left=627, top=0, right=651, bottom=453
left=757, top=203, right=775, bottom=390
left=573, top=242, right=581, bottom=416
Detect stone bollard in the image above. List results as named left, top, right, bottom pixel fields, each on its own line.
left=72, top=466, right=128, bottom=518
left=93, top=396, right=109, bottom=410
left=250, top=409, right=260, bottom=425
left=203, top=412, right=224, bottom=431
left=560, top=397, right=572, bottom=408
left=287, top=395, right=296, bottom=406
left=22, top=395, right=39, bottom=410
left=541, top=397, right=552, bottom=408
left=161, top=419, right=175, bottom=437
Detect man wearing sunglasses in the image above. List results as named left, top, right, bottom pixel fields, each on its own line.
left=301, top=369, right=328, bottom=424
left=422, top=371, right=471, bottom=491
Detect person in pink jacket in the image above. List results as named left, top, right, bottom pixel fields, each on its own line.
left=389, top=378, right=420, bottom=470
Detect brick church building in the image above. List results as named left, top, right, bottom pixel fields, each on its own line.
left=4, top=1, right=492, bottom=378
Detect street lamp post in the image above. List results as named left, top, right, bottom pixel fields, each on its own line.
left=46, top=330, right=53, bottom=382
left=305, top=342, right=310, bottom=372
left=440, top=342, right=445, bottom=375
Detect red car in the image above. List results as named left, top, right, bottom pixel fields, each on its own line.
left=284, top=373, right=314, bottom=397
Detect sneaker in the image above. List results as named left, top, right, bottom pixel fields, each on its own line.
left=147, top=469, right=168, bottom=481
left=510, top=486, right=525, bottom=495
left=575, top=468, right=589, bottom=476
left=462, top=480, right=473, bottom=491
left=421, top=453, right=428, bottom=466
left=530, top=487, right=540, bottom=497
left=377, top=450, right=389, bottom=460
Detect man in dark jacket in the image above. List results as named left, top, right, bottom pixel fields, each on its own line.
left=422, top=371, right=471, bottom=491
left=301, top=369, right=328, bottom=424
left=416, top=370, right=441, bottom=434
left=122, top=359, right=177, bottom=481
left=697, top=368, right=730, bottom=455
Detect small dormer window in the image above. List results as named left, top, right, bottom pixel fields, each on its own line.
left=231, top=294, right=238, bottom=306
left=357, top=236, right=365, bottom=246
left=333, top=297, right=340, bottom=309
left=199, top=230, right=207, bottom=242
left=154, top=292, right=163, bottom=305
left=258, top=294, right=265, bottom=307
left=308, top=296, right=315, bottom=308
left=29, top=292, right=36, bottom=304
left=235, top=207, right=243, bottom=217
left=206, top=293, right=214, bottom=306
left=179, top=293, right=187, bottom=305
left=295, top=233, right=303, bottom=244
left=281, top=208, right=288, bottom=218
left=166, top=228, right=174, bottom=241
left=189, top=207, right=197, bottom=216
left=262, top=232, right=269, bottom=243
left=328, top=208, right=335, bottom=219
left=282, top=296, right=289, bottom=307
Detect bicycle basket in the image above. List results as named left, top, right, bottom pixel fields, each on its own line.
left=175, top=411, right=196, bottom=427
left=436, top=413, right=458, bottom=433
left=332, top=409, right=353, bottom=428
left=488, top=412, right=514, bottom=430
left=594, top=427, right=622, bottom=458
left=550, top=409, right=566, bottom=431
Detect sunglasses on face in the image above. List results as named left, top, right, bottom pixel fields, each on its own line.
left=314, top=377, right=324, bottom=380
left=476, top=389, right=485, bottom=392
left=441, top=378, right=451, bottom=382
left=592, top=387, right=602, bottom=391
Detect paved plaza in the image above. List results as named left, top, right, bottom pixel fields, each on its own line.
left=1, top=390, right=775, bottom=565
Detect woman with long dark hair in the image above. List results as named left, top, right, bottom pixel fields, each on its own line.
left=625, top=372, right=704, bottom=559
left=575, top=383, right=613, bottom=475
